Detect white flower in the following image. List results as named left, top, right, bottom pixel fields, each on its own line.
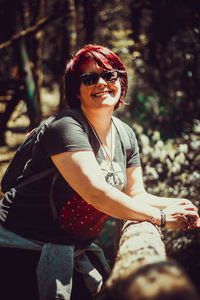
left=180, top=173, right=187, bottom=183
left=142, top=145, right=152, bottom=156
left=145, top=166, right=159, bottom=179
left=174, top=153, right=185, bottom=164
left=165, top=142, right=176, bottom=160
left=179, top=189, right=188, bottom=198
left=152, top=151, right=160, bottom=159
left=140, top=134, right=150, bottom=146
left=171, top=162, right=181, bottom=174
left=152, top=131, right=160, bottom=141
left=178, top=144, right=188, bottom=153
left=173, top=190, right=179, bottom=196
left=191, top=140, right=200, bottom=150
left=160, top=150, right=168, bottom=161
left=157, top=163, right=163, bottom=173
left=188, top=152, right=194, bottom=159
left=193, top=120, right=200, bottom=133
left=133, top=123, right=143, bottom=134
left=155, top=140, right=164, bottom=149
left=188, top=171, right=200, bottom=182
left=166, top=158, right=172, bottom=169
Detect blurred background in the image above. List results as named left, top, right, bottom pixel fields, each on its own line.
left=0, top=0, right=200, bottom=293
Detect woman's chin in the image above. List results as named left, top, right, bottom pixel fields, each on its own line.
left=98, top=96, right=118, bottom=107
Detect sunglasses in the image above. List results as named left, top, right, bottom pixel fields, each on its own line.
left=80, top=70, right=119, bottom=86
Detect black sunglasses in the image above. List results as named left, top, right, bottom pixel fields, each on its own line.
left=80, top=70, right=119, bottom=86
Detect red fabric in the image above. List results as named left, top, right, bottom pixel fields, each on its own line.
left=59, top=193, right=109, bottom=237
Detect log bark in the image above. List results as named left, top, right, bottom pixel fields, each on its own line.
left=105, top=220, right=199, bottom=300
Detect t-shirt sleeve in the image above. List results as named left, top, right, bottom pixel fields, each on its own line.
left=126, top=126, right=141, bottom=168
left=41, top=116, right=93, bottom=157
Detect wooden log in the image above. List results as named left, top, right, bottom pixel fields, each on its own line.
left=105, top=220, right=199, bottom=300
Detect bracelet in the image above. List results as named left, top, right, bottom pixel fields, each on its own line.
left=150, top=216, right=157, bottom=225
left=160, top=209, right=166, bottom=228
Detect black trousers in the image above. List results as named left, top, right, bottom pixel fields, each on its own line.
left=0, top=247, right=93, bottom=300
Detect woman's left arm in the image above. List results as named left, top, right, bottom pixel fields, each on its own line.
left=124, top=166, right=197, bottom=209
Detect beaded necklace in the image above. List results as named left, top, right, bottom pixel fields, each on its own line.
left=89, top=120, right=123, bottom=187
left=90, top=121, right=114, bottom=170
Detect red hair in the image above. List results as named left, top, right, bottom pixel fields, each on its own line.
left=65, top=44, right=128, bottom=110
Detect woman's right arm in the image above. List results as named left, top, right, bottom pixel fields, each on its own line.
left=51, top=150, right=199, bottom=230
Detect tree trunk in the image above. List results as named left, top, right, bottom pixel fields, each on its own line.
left=83, top=0, right=95, bottom=43
left=105, top=221, right=199, bottom=300
left=59, top=0, right=77, bottom=110
left=14, top=1, right=41, bottom=129
left=32, top=0, right=45, bottom=114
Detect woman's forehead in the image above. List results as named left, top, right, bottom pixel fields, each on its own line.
left=79, top=57, right=113, bottom=74
left=80, top=60, right=104, bottom=74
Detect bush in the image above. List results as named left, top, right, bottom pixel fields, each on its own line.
left=131, top=119, right=200, bottom=292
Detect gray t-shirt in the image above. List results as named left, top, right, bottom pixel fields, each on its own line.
left=0, top=109, right=140, bottom=247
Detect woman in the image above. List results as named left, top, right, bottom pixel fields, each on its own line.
left=0, top=44, right=199, bottom=300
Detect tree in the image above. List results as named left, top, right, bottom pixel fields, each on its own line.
left=128, top=0, right=200, bottom=138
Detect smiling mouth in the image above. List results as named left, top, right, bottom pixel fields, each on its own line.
left=92, top=91, right=112, bottom=97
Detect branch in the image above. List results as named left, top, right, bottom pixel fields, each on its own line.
left=0, top=11, right=64, bottom=51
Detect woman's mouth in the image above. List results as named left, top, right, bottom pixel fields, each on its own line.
left=92, top=91, right=112, bottom=97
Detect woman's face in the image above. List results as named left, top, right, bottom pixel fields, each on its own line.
left=79, top=60, right=121, bottom=111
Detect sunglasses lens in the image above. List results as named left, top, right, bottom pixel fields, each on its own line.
left=81, top=74, right=98, bottom=86
left=101, top=71, right=118, bottom=82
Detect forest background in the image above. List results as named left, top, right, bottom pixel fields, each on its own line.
left=0, top=0, right=200, bottom=293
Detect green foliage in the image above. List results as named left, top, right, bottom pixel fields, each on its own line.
left=1, top=0, right=200, bottom=135
left=126, top=0, right=200, bottom=138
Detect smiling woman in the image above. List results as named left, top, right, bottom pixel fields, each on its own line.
left=0, top=44, right=199, bottom=300
left=65, top=44, right=128, bottom=111
left=79, top=62, right=122, bottom=111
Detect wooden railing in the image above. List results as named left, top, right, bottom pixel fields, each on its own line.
left=105, top=221, right=199, bottom=300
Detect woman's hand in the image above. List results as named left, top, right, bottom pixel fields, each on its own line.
left=163, top=201, right=199, bottom=230
left=196, top=218, right=200, bottom=228
left=173, top=198, right=197, bottom=207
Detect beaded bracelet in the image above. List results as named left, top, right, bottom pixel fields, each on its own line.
left=149, top=216, right=157, bottom=225
left=160, top=209, right=166, bottom=228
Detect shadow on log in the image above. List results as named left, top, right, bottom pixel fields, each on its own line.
left=105, top=221, right=200, bottom=300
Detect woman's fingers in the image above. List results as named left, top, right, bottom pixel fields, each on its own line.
left=175, top=199, right=198, bottom=211
left=173, top=204, right=199, bottom=218
left=184, top=203, right=198, bottom=211
left=175, top=198, right=192, bottom=205
left=196, top=218, right=200, bottom=228
left=175, top=210, right=199, bottom=229
left=163, top=204, right=199, bottom=230
left=181, top=222, right=190, bottom=231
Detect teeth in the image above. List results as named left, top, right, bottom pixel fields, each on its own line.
left=94, top=91, right=110, bottom=97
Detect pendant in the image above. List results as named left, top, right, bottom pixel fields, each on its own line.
left=105, top=170, right=122, bottom=186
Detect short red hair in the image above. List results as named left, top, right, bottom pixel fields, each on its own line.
left=65, top=44, right=128, bottom=110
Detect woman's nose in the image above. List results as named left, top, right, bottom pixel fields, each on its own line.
left=96, top=75, right=107, bottom=85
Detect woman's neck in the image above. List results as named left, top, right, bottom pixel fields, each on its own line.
left=81, top=106, right=113, bottom=138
